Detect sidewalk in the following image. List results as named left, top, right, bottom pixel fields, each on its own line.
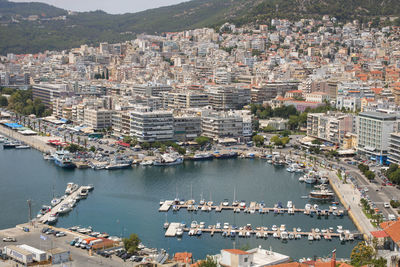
left=0, top=125, right=55, bottom=153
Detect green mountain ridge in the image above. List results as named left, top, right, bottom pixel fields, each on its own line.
left=1, top=0, right=400, bottom=55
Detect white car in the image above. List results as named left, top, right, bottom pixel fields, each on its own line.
left=384, top=202, right=390, bottom=208
left=56, top=231, right=66, bottom=237
left=3, top=237, right=16, bottom=242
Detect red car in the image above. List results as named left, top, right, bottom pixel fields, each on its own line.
left=387, top=182, right=393, bottom=186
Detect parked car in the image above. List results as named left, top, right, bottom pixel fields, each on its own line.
left=384, top=202, right=390, bottom=208
left=3, top=237, right=16, bottom=242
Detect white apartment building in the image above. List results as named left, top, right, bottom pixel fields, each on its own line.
left=83, top=108, right=113, bottom=130
left=130, top=108, right=174, bottom=142
left=357, top=112, right=397, bottom=164
left=305, top=91, right=330, bottom=103
left=388, top=132, right=400, bottom=165
left=307, top=112, right=355, bottom=145
left=201, top=111, right=244, bottom=141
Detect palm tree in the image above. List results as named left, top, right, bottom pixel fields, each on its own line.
left=32, top=121, right=36, bottom=130
left=38, top=120, right=41, bottom=132
left=43, top=125, right=47, bottom=135
left=83, top=139, right=87, bottom=148
left=77, top=136, right=81, bottom=145
left=69, top=133, right=73, bottom=143
left=63, top=134, right=67, bottom=142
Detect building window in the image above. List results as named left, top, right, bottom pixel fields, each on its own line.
left=244, top=258, right=248, bottom=262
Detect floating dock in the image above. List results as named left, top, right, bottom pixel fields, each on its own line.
left=165, top=222, right=360, bottom=241
left=159, top=200, right=346, bottom=217
left=40, top=186, right=86, bottom=223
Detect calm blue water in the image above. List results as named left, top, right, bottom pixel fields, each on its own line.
left=0, top=147, right=358, bottom=259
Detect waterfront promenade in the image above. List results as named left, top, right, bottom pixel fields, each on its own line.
left=0, top=124, right=55, bottom=153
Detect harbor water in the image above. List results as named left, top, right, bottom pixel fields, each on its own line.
left=0, top=147, right=358, bottom=259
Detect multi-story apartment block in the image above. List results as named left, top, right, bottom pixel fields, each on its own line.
left=165, top=91, right=209, bottom=109
left=201, top=111, right=244, bottom=141
left=130, top=108, right=174, bottom=142
left=207, top=86, right=250, bottom=110
left=357, top=112, right=397, bottom=164
left=388, top=132, right=400, bottom=165
left=307, top=112, right=355, bottom=146
left=173, top=115, right=202, bottom=141
left=83, top=108, right=113, bottom=130
left=32, top=84, right=70, bottom=108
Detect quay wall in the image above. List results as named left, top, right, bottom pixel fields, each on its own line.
left=0, top=125, right=54, bottom=153
left=329, top=176, right=369, bottom=240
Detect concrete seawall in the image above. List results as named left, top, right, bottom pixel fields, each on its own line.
left=0, top=125, right=55, bottom=153
left=329, top=174, right=371, bottom=240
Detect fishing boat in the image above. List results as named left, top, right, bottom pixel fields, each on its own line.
left=154, top=153, right=183, bottom=166
left=79, top=188, right=89, bottom=198
left=52, top=150, right=75, bottom=169
left=15, top=144, right=30, bottom=149
left=309, top=186, right=335, bottom=200
left=214, top=151, right=238, bottom=159
left=140, top=160, right=153, bottom=166
left=105, top=157, right=132, bottom=170
left=192, top=153, right=213, bottom=161
left=3, top=141, right=18, bottom=149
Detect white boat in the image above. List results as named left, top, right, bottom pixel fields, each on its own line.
left=51, top=198, right=61, bottom=207
left=47, top=214, right=58, bottom=224
left=263, top=232, right=268, bottom=238
left=272, top=225, right=278, bottom=231
left=58, top=204, right=72, bottom=214
left=199, top=222, right=205, bottom=229
left=256, top=232, right=261, bottom=238
left=15, top=145, right=30, bottom=149
left=190, top=221, right=198, bottom=228
left=154, top=153, right=183, bottom=166
left=79, top=188, right=89, bottom=198
left=163, top=222, right=169, bottom=229
left=223, top=223, right=229, bottom=229
left=279, top=224, right=286, bottom=231
left=295, top=234, right=302, bottom=239
left=308, top=234, right=314, bottom=241
left=222, top=199, right=229, bottom=206
left=216, top=222, right=221, bottom=229
left=273, top=232, right=279, bottom=238
left=188, top=229, right=195, bottom=236
left=86, top=184, right=94, bottom=191
left=280, top=231, right=288, bottom=240
left=140, top=160, right=153, bottom=166
left=65, top=183, right=79, bottom=195
left=176, top=228, right=183, bottom=237
left=298, top=176, right=305, bottom=182
left=297, top=228, right=302, bottom=232
left=240, top=201, right=246, bottom=207
left=287, top=201, right=293, bottom=208
left=246, top=231, right=251, bottom=237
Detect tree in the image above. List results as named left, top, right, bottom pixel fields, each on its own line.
left=0, top=96, right=8, bottom=107
left=270, top=135, right=283, bottom=146
left=123, top=233, right=140, bottom=254
left=281, top=136, right=290, bottom=146
left=311, top=139, right=322, bottom=145
left=198, top=256, right=218, bottom=267
left=195, top=136, right=212, bottom=147
left=252, top=135, right=264, bottom=147
left=89, top=146, right=96, bottom=152
left=350, top=242, right=374, bottom=266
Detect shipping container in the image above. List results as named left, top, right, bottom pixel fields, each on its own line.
left=4, top=245, right=33, bottom=264
left=18, top=244, right=47, bottom=262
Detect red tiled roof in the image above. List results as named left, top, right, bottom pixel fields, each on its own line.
left=371, top=230, right=389, bottom=238
left=381, top=218, right=400, bottom=244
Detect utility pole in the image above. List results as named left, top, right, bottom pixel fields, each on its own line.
left=27, top=199, right=32, bottom=225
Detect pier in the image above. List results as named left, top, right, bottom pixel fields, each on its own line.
left=158, top=200, right=347, bottom=217
left=164, top=222, right=360, bottom=241
left=39, top=186, right=87, bottom=223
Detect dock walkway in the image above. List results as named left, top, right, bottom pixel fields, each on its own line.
left=39, top=186, right=84, bottom=223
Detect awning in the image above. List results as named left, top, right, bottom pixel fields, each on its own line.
left=364, top=146, right=376, bottom=151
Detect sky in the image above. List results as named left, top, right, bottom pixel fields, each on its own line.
left=11, top=0, right=188, bottom=14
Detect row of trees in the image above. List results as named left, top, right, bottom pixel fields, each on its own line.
left=252, top=134, right=290, bottom=147
left=385, top=163, right=400, bottom=185
left=358, top=163, right=375, bottom=180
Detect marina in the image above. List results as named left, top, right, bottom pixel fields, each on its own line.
left=0, top=145, right=359, bottom=260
